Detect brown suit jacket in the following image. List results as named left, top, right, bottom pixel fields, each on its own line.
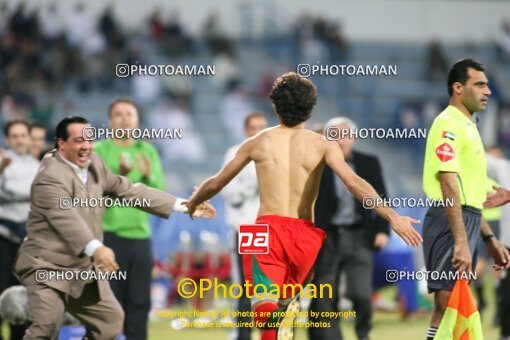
left=14, top=150, right=176, bottom=299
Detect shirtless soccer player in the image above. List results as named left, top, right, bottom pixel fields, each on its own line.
left=186, top=72, right=422, bottom=340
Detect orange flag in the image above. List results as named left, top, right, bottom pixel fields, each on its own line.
left=435, top=279, right=483, bottom=339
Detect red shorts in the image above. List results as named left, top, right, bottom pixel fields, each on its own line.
left=242, top=215, right=326, bottom=300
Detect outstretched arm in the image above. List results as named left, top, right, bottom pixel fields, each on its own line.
left=324, top=141, right=422, bottom=247
left=186, top=138, right=254, bottom=217
left=99, top=154, right=215, bottom=219
left=484, top=185, right=510, bottom=208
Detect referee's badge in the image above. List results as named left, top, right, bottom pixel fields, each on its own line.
left=441, top=131, right=456, bottom=141
left=436, top=143, right=455, bottom=162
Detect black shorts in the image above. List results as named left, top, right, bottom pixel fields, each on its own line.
left=422, top=206, right=481, bottom=293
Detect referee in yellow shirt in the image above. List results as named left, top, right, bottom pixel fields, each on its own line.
left=422, top=59, right=510, bottom=340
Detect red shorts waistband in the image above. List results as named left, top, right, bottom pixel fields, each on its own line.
left=255, top=214, right=316, bottom=227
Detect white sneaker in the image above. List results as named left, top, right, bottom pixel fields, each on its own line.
left=277, top=299, right=300, bottom=340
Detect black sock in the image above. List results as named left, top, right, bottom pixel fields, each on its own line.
left=427, top=326, right=438, bottom=339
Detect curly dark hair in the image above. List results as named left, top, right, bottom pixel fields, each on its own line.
left=269, top=72, right=317, bottom=127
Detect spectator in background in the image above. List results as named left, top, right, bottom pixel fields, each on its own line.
left=8, top=3, right=36, bottom=40
left=484, top=148, right=510, bottom=339
left=212, top=52, right=240, bottom=91
left=309, top=117, right=390, bottom=340
left=29, top=122, right=47, bottom=160
left=202, top=12, right=232, bottom=55
left=148, top=96, right=205, bottom=164
left=148, top=8, right=166, bottom=41
left=396, top=103, right=426, bottom=154
left=474, top=174, right=501, bottom=318
left=99, top=5, right=115, bottom=42
left=131, top=73, right=162, bottom=106
left=161, top=61, right=193, bottom=102
left=294, top=14, right=347, bottom=63
left=220, top=113, right=268, bottom=340
left=161, top=11, right=193, bottom=57
left=2, top=3, right=44, bottom=100
left=65, top=3, right=105, bottom=92
left=313, top=17, right=348, bottom=61
left=497, top=20, right=510, bottom=61
left=0, top=3, right=8, bottom=37
left=1, top=96, right=19, bottom=122
left=500, top=105, right=510, bottom=146
left=38, top=3, right=62, bottom=47
left=298, top=33, right=329, bottom=64
left=165, top=11, right=182, bottom=38
left=99, top=4, right=124, bottom=50
left=328, top=21, right=348, bottom=61
left=94, top=98, right=166, bottom=340
left=425, top=40, right=448, bottom=83
left=66, top=3, right=105, bottom=58
left=219, top=80, right=254, bottom=143
left=294, top=14, right=314, bottom=48
left=66, top=3, right=94, bottom=47
left=0, top=120, right=39, bottom=339
left=398, top=103, right=425, bottom=130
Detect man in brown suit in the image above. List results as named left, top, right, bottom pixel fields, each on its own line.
left=13, top=116, right=215, bottom=339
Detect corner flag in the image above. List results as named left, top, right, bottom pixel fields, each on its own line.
left=435, top=279, right=483, bottom=339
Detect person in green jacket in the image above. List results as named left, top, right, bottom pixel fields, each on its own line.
left=94, top=97, right=167, bottom=340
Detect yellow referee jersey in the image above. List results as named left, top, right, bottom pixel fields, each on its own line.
left=423, top=105, right=487, bottom=209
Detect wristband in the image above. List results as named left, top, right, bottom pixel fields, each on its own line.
left=482, top=234, right=495, bottom=243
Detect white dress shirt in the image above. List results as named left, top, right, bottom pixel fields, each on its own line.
left=60, top=153, right=102, bottom=256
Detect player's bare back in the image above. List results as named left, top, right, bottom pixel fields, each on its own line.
left=249, top=125, right=327, bottom=221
